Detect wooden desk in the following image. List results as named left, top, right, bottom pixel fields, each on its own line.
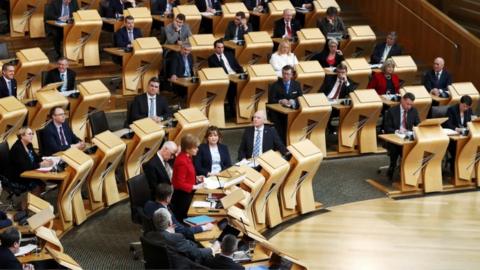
left=173, top=5, right=202, bottom=34
left=295, top=60, right=325, bottom=93
left=294, top=28, right=326, bottom=60
left=10, top=0, right=47, bottom=38
left=400, top=86, right=432, bottom=121
left=0, top=96, right=28, bottom=146
left=237, top=31, right=273, bottom=66
left=171, top=77, right=199, bottom=104
left=342, top=25, right=376, bottom=58
left=305, top=0, right=341, bottom=27
left=14, top=48, right=50, bottom=99
left=188, top=194, right=228, bottom=217
left=450, top=119, right=480, bottom=188
left=189, top=34, right=217, bottom=65
left=101, top=17, right=123, bottom=32
left=343, top=57, right=372, bottom=89
left=391, top=55, right=417, bottom=86
left=448, top=82, right=480, bottom=112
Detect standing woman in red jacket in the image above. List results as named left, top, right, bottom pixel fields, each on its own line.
left=171, top=133, right=203, bottom=222
left=367, top=58, right=400, bottom=95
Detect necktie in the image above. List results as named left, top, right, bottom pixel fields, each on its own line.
left=59, top=126, right=67, bottom=146
left=436, top=72, right=440, bottom=81
left=218, top=55, right=227, bottom=73
left=164, top=160, right=172, bottom=180
left=148, top=98, right=155, bottom=117
left=128, top=31, right=134, bottom=42
left=332, top=81, right=343, bottom=99
left=60, top=73, right=66, bottom=91
left=207, top=0, right=212, bottom=9
left=27, top=149, right=35, bottom=164
left=284, top=82, right=289, bottom=95
left=183, top=56, right=191, bottom=77
left=7, top=80, right=12, bottom=96
left=234, top=26, right=239, bottom=40
left=286, top=22, right=292, bottom=38
left=252, top=129, right=261, bottom=157
left=402, top=110, right=407, bottom=130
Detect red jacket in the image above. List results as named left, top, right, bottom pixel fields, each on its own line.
left=171, top=152, right=196, bottom=193
left=367, top=72, right=400, bottom=95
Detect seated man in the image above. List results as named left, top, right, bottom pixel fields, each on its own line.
left=268, top=65, right=302, bottom=143
left=237, top=110, right=287, bottom=160
left=423, top=57, right=453, bottom=97
left=144, top=184, right=214, bottom=240
left=44, top=57, right=76, bottom=92
left=205, top=234, right=245, bottom=270
left=146, top=208, right=219, bottom=266
left=130, top=77, right=171, bottom=123
left=45, top=0, right=79, bottom=58
left=317, top=6, right=345, bottom=38
left=143, top=141, right=178, bottom=192
left=208, top=39, right=244, bottom=118
left=163, top=13, right=192, bottom=45
left=103, top=0, right=135, bottom=18
left=273, top=9, right=301, bottom=39
left=224, top=11, right=251, bottom=41
left=320, top=63, right=356, bottom=101
left=151, top=0, right=179, bottom=16
left=370, top=32, right=403, bottom=64
left=169, top=43, right=194, bottom=98
left=0, top=228, right=33, bottom=269
left=114, top=15, right=142, bottom=49
left=0, top=63, right=17, bottom=98
left=383, top=92, right=420, bottom=179
left=244, top=0, right=271, bottom=30
left=195, top=0, right=221, bottom=13
left=42, top=106, right=85, bottom=156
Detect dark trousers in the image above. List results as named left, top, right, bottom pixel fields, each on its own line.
left=388, top=143, right=402, bottom=171
left=171, top=189, right=194, bottom=223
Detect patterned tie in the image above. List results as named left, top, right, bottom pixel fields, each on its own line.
left=7, top=80, right=12, bottom=96
left=27, top=149, right=35, bottom=164
left=59, top=126, right=67, bottom=146
left=402, top=111, right=407, bottom=130
left=60, top=73, right=67, bottom=91
left=284, top=82, right=289, bottom=95
left=252, top=129, right=261, bottom=157
left=148, top=98, right=155, bottom=117
left=183, top=56, right=191, bottom=77
left=128, top=30, right=134, bottom=42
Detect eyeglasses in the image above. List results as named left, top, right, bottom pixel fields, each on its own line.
left=54, top=113, right=65, bottom=116
left=25, top=132, right=34, bottom=135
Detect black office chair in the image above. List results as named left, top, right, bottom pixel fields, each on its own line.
left=88, top=110, right=110, bottom=137
left=36, top=128, right=47, bottom=158
left=140, top=235, right=172, bottom=269
left=127, top=173, right=151, bottom=259
left=0, top=141, right=26, bottom=211
left=0, top=42, right=9, bottom=59
left=124, top=100, right=134, bottom=128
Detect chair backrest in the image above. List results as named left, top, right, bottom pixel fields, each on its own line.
left=127, top=173, right=150, bottom=224
left=88, top=110, right=110, bottom=137
left=140, top=235, right=172, bottom=269
left=36, top=128, right=46, bottom=158
left=137, top=207, right=155, bottom=234
left=0, top=43, right=9, bottom=59
left=0, top=141, right=11, bottom=179
left=124, top=100, right=134, bottom=128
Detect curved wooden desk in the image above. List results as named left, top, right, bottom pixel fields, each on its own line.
left=451, top=119, right=480, bottom=188
left=0, top=96, right=28, bottom=146
left=10, top=0, right=47, bottom=38
left=168, top=107, right=210, bottom=145
left=14, top=48, right=50, bottom=99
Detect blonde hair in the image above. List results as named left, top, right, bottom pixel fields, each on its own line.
left=381, top=58, right=396, bottom=73
left=16, top=127, right=32, bottom=139
left=277, top=40, right=292, bottom=55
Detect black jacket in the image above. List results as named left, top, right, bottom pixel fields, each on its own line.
left=168, top=52, right=194, bottom=78
left=114, top=27, right=143, bottom=48
left=0, top=247, right=21, bottom=269
left=312, top=49, right=345, bottom=68
left=194, top=143, right=232, bottom=176
left=207, top=52, right=243, bottom=74
left=195, top=0, right=221, bottom=12
left=130, top=93, right=172, bottom=122
left=44, top=68, right=76, bottom=91
left=205, top=254, right=245, bottom=270
left=443, top=104, right=472, bottom=130
left=45, top=0, right=79, bottom=20
left=383, top=105, right=420, bottom=134
left=320, top=74, right=356, bottom=99
left=423, top=69, right=453, bottom=92
left=273, top=18, right=301, bottom=38
left=142, top=154, right=171, bottom=193
left=268, top=78, right=302, bottom=105
left=41, top=121, right=81, bottom=156
left=151, top=0, right=180, bottom=15
left=237, top=125, right=287, bottom=160
left=0, top=77, right=17, bottom=98
left=224, top=21, right=251, bottom=41
left=370, top=42, right=402, bottom=64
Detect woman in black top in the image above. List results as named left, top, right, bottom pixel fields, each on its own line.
left=313, top=39, right=345, bottom=68
left=194, top=126, right=232, bottom=177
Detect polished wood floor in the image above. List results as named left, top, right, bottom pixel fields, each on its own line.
left=269, top=192, right=480, bottom=270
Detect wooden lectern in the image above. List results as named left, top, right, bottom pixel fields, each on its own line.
left=9, top=0, right=47, bottom=38
left=124, top=118, right=165, bottom=180
left=0, top=96, right=28, bottom=146
left=400, top=86, right=432, bottom=121
left=237, top=31, right=273, bottom=66
left=89, top=130, right=127, bottom=209
left=188, top=34, right=217, bottom=65
left=337, top=89, right=382, bottom=153
left=69, top=80, right=111, bottom=141
left=390, top=55, right=417, bottom=86
left=45, top=246, right=82, bottom=270
left=295, top=61, right=325, bottom=93
left=262, top=1, right=295, bottom=33
left=65, top=10, right=102, bottom=66
left=305, top=0, right=341, bottom=27
left=173, top=5, right=202, bottom=34
left=122, top=37, right=163, bottom=95
left=212, top=3, right=250, bottom=37
left=59, top=148, right=94, bottom=229
left=281, top=139, right=323, bottom=219
left=168, top=108, right=209, bottom=145
left=124, top=7, right=153, bottom=36
left=78, top=0, right=100, bottom=10
left=254, top=150, right=290, bottom=230
left=14, top=47, right=49, bottom=100
left=343, top=57, right=371, bottom=89
left=236, top=64, right=277, bottom=124
left=189, top=68, right=229, bottom=128
left=451, top=119, right=480, bottom=188
left=448, top=82, right=480, bottom=112
left=294, top=28, right=326, bottom=60
left=342, top=25, right=376, bottom=58
left=289, top=93, right=331, bottom=156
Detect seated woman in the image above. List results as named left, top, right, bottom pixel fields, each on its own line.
left=367, top=58, right=400, bottom=95
left=194, top=126, right=232, bottom=177
left=312, top=39, right=344, bottom=68
left=269, top=40, right=299, bottom=77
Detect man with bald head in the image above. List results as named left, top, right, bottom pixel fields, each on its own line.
left=423, top=57, right=453, bottom=97
left=237, top=110, right=287, bottom=160
left=273, top=9, right=300, bottom=39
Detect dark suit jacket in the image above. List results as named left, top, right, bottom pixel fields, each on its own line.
left=142, top=154, right=171, bottom=192
left=44, top=68, right=76, bottom=91
left=0, top=77, right=17, bottom=98
left=383, top=105, right=420, bottom=134
left=41, top=121, right=81, bottom=156
left=194, top=143, right=232, bottom=176
left=443, top=104, right=472, bottom=130
left=205, top=254, right=245, bottom=270
left=130, top=93, right=171, bottom=122
left=367, top=72, right=400, bottom=95
left=423, top=69, right=453, bottom=92
left=237, top=126, right=287, bottom=160
left=320, top=74, right=356, bottom=99
left=370, top=42, right=402, bottom=64
left=317, top=17, right=345, bottom=36
left=268, top=78, right=302, bottom=105
left=195, top=0, right=221, bottom=12
left=290, top=0, right=313, bottom=7
left=273, top=19, right=301, bottom=38
left=9, top=140, right=42, bottom=182
left=45, top=0, right=79, bottom=20
left=312, top=49, right=345, bottom=68
left=104, top=0, right=134, bottom=18
left=114, top=27, right=143, bottom=48
left=0, top=247, right=21, bottom=269
left=207, top=52, right=243, bottom=74
left=151, top=0, right=179, bottom=15
left=168, top=52, right=194, bottom=78
left=224, top=21, right=251, bottom=41
left=244, top=0, right=270, bottom=11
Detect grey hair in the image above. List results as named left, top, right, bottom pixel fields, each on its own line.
left=161, top=141, right=177, bottom=151
left=387, top=32, right=397, bottom=40
left=381, top=58, right=396, bottom=73
left=254, top=110, right=267, bottom=121
left=152, top=208, right=171, bottom=231
left=328, top=39, right=339, bottom=47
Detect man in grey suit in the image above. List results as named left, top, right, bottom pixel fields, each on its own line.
left=163, top=13, right=192, bottom=45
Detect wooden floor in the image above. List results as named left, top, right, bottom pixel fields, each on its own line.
left=269, top=191, right=480, bottom=270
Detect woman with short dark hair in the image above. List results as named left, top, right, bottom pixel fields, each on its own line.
left=194, top=126, right=232, bottom=177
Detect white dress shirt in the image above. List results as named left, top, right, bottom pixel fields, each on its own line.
left=380, top=45, right=391, bottom=63
left=269, top=52, right=299, bottom=77
left=157, top=152, right=172, bottom=180
left=327, top=77, right=350, bottom=100
left=217, top=53, right=235, bottom=74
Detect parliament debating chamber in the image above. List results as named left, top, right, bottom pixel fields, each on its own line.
left=0, top=0, right=479, bottom=269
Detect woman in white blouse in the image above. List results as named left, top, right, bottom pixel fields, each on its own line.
left=194, top=126, right=232, bottom=176
left=270, top=40, right=299, bottom=77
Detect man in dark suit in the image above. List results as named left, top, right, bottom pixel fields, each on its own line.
left=224, top=12, right=251, bottom=41
left=44, top=57, right=76, bottom=92
left=273, top=9, right=301, bottom=39
left=317, top=6, right=345, bottom=37
left=205, top=234, right=245, bottom=270
left=151, top=0, right=179, bottom=15
left=268, top=65, right=302, bottom=143
left=143, top=141, right=178, bottom=192
left=208, top=39, right=244, bottom=118
left=169, top=44, right=194, bottom=98
left=370, top=32, right=403, bottom=64
left=45, top=0, right=79, bottom=58
left=237, top=110, right=287, bottom=160
left=0, top=63, right=17, bottom=98
left=42, top=106, right=85, bottom=156
left=423, top=57, right=453, bottom=97
left=103, top=0, right=135, bottom=18
left=0, top=228, right=30, bottom=269
left=130, top=77, right=171, bottom=123
left=195, top=0, right=221, bottom=13
left=114, top=15, right=143, bottom=48
left=383, top=92, right=420, bottom=179
left=244, top=0, right=270, bottom=30
left=320, top=63, right=356, bottom=100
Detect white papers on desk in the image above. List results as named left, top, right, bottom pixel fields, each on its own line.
left=295, top=7, right=309, bottom=13
left=15, top=244, right=37, bottom=257
left=191, top=201, right=213, bottom=208
left=60, top=90, right=79, bottom=97
left=328, top=99, right=339, bottom=105
left=204, top=174, right=246, bottom=189
left=394, top=130, right=406, bottom=139
left=442, top=128, right=458, bottom=136
left=236, top=158, right=259, bottom=168
left=200, top=12, right=215, bottom=16
left=37, top=156, right=62, bottom=172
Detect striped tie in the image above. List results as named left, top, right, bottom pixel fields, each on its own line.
left=252, top=129, right=261, bottom=157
